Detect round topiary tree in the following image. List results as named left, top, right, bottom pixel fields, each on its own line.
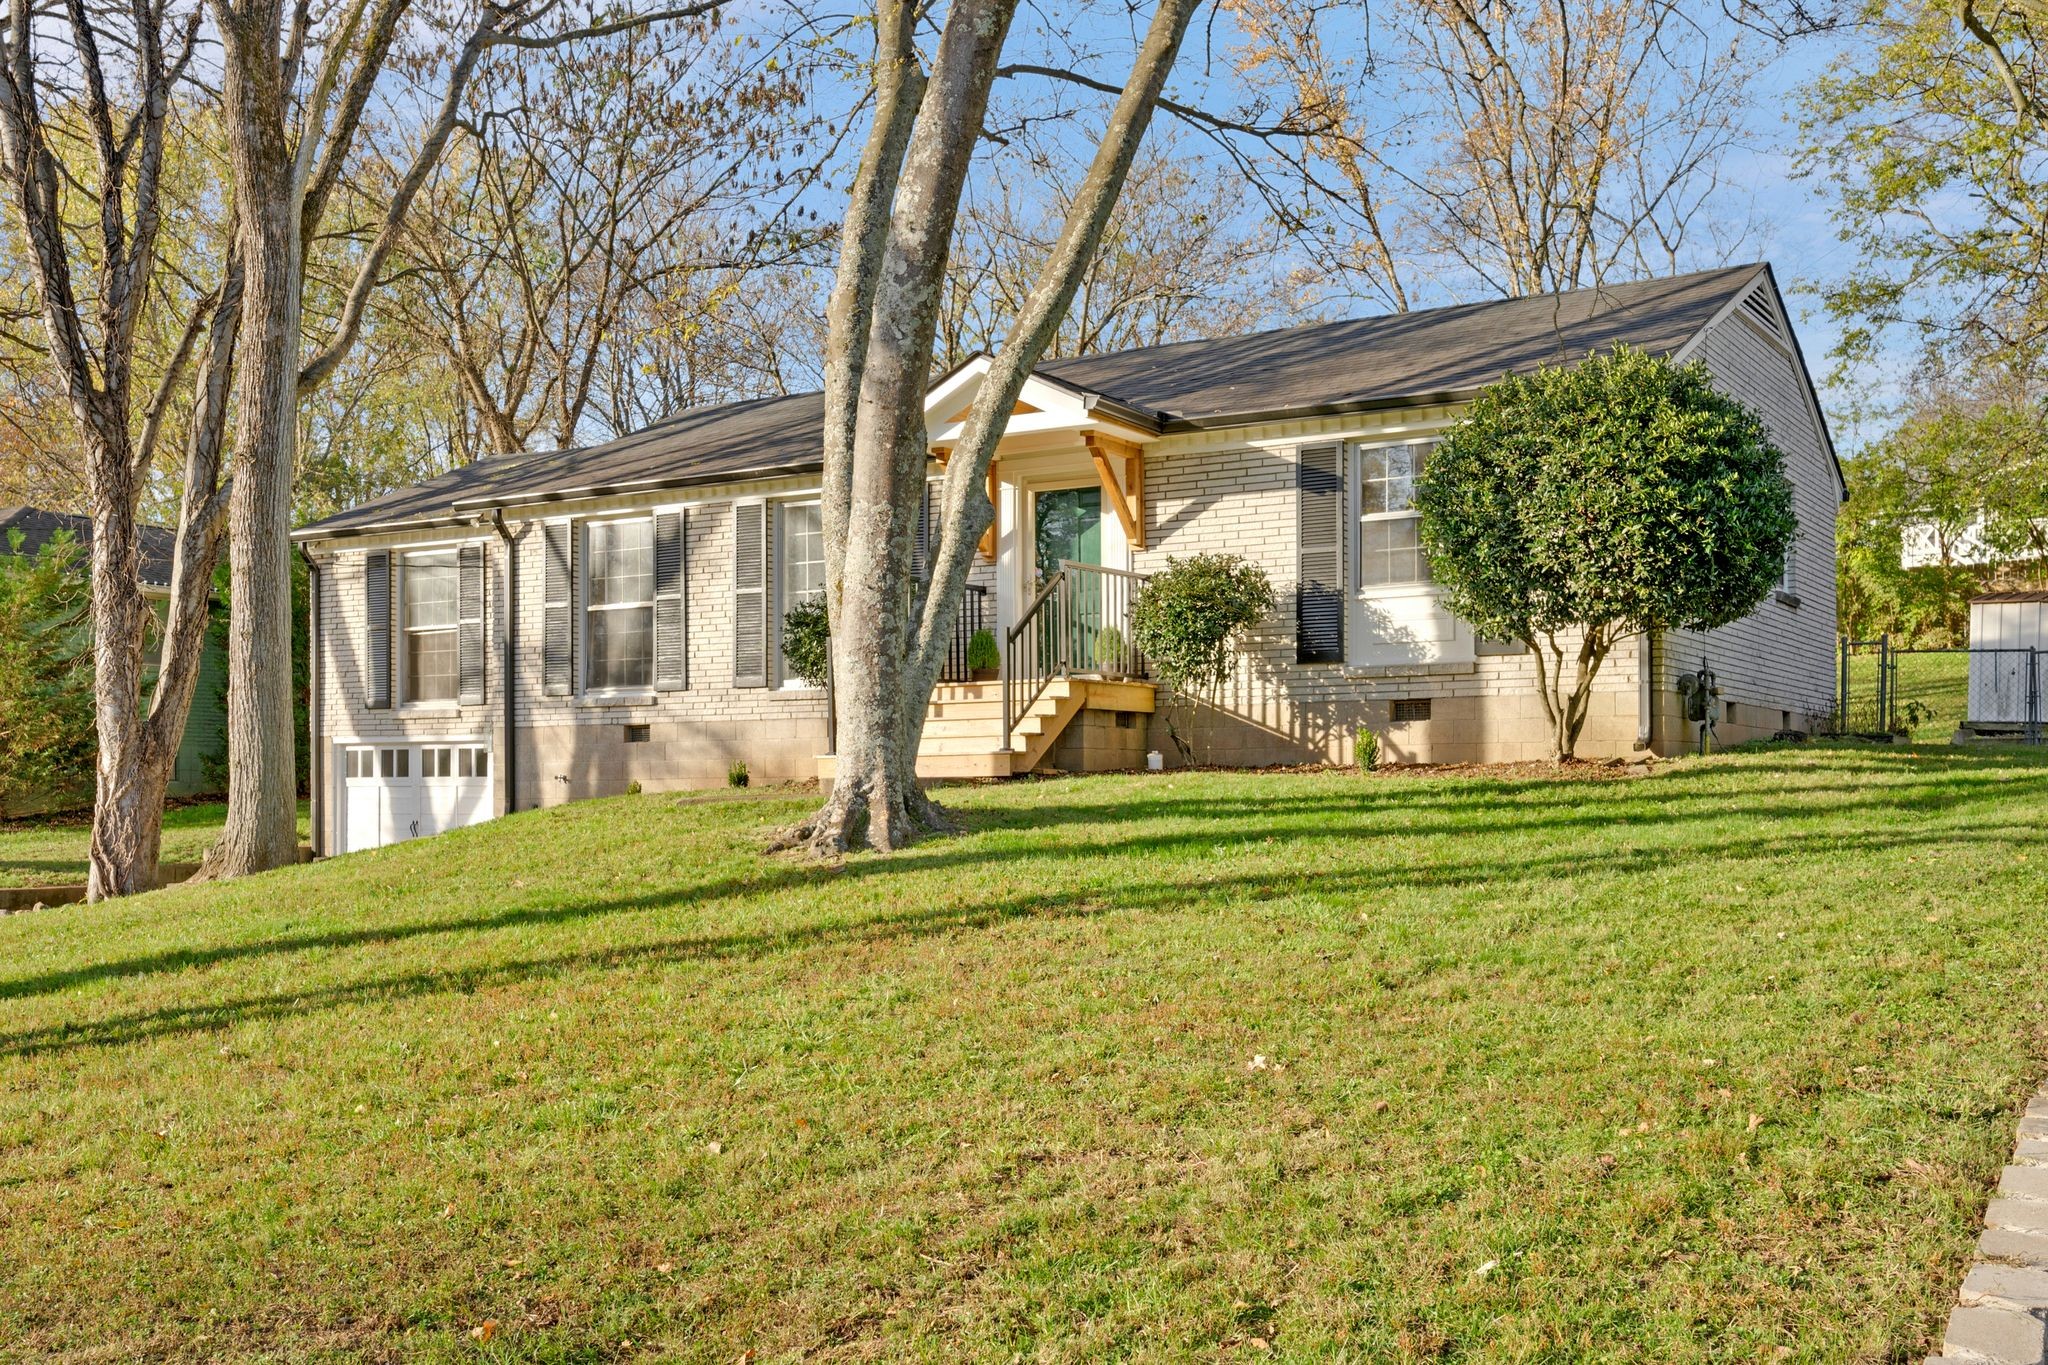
left=1414, top=345, right=1796, bottom=760
left=1129, top=552, right=1276, bottom=763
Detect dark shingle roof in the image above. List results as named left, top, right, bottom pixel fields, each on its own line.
left=1038, top=264, right=1764, bottom=423
left=300, top=392, right=827, bottom=537
left=0, top=506, right=177, bottom=586
left=300, top=264, right=1767, bottom=538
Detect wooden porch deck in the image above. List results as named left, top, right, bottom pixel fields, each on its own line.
left=815, top=677, right=1157, bottom=781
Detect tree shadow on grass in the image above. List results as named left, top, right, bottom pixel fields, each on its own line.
left=2, top=755, right=2038, bottom=1010
left=2, top=809, right=2035, bottom=1060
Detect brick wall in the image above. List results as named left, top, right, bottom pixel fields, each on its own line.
left=1659, top=307, right=1842, bottom=738
left=1124, top=293, right=1839, bottom=766
left=310, top=293, right=1841, bottom=798
left=312, top=495, right=833, bottom=848
left=1129, top=418, right=1646, bottom=766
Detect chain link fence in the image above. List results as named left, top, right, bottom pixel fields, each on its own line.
left=1833, top=637, right=2043, bottom=743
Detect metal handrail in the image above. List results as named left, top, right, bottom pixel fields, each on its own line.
left=1003, top=567, right=1067, bottom=747
left=1001, top=560, right=1149, bottom=750
left=1063, top=558, right=1148, bottom=583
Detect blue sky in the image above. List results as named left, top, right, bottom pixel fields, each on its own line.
left=981, top=2, right=1893, bottom=449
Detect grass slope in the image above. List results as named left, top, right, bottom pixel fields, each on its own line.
left=2, top=748, right=2045, bottom=1362
left=0, top=801, right=310, bottom=888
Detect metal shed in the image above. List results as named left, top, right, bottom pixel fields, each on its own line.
left=1967, top=592, right=2048, bottom=729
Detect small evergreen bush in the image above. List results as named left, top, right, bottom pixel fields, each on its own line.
left=1129, top=554, right=1275, bottom=763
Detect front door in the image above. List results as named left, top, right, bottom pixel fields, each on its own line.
left=1032, top=487, right=1105, bottom=671
left=1033, top=486, right=1102, bottom=579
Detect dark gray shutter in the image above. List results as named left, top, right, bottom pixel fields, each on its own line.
left=365, top=550, right=392, bottom=709
left=542, top=522, right=572, bottom=696
left=732, top=501, right=767, bottom=688
left=457, top=542, right=485, bottom=705
left=654, top=509, right=686, bottom=691
left=1296, top=442, right=1346, bottom=664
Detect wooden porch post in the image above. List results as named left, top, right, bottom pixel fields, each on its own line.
left=979, top=461, right=999, bottom=561
left=1084, top=433, right=1146, bottom=550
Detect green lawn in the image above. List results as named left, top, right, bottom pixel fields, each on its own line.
left=0, top=800, right=310, bottom=887
left=2, top=749, right=2044, bottom=1362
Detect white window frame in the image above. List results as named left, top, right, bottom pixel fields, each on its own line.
left=398, top=544, right=463, bottom=709
left=419, top=743, right=490, bottom=781
left=1352, top=438, right=1435, bottom=592
left=773, top=498, right=826, bottom=690
left=1776, top=530, right=1800, bottom=603
left=1346, top=435, right=1475, bottom=668
left=580, top=515, right=657, bottom=696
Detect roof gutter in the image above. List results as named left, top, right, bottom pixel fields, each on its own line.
left=1153, top=386, right=1487, bottom=434
left=292, top=513, right=482, bottom=545
left=445, top=458, right=831, bottom=518
left=1076, top=392, right=1163, bottom=433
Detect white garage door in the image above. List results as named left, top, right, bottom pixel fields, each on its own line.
left=339, top=742, right=492, bottom=853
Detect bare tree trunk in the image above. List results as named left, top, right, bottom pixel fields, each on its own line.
left=0, top=0, right=228, bottom=899
left=1528, top=627, right=1616, bottom=761
left=202, top=14, right=303, bottom=877
left=784, top=0, right=1019, bottom=853
left=82, top=424, right=154, bottom=896
left=200, top=0, right=729, bottom=877
left=779, top=0, right=1201, bottom=854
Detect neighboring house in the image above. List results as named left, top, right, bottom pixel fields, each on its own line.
left=0, top=506, right=228, bottom=803
left=295, top=263, right=1843, bottom=856
left=1901, top=515, right=2048, bottom=571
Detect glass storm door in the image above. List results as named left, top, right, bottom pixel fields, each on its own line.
left=1032, top=487, right=1104, bottom=670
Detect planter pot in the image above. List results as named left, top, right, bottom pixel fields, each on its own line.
left=970, top=667, right=998, bottom=682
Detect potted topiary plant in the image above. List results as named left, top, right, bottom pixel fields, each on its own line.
left=1092, top=624, right=1128, bottom=679
left=781, top=599, right=831, bottom=689
left=967, top=628, right=1000, bottom=682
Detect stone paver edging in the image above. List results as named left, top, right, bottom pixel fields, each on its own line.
left=1929, top=1085, right=2048, bottom=1364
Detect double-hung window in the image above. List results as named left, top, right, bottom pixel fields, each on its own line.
left=778, top=501, right=824, bottom=684
left=585, top=519, right=654, bottom=691
left=401, top=549, right=459, bottom=703
left=1357, top=440, right=1433, bottom=587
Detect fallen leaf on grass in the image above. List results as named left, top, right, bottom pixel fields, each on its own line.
left=1747, top=1113, right=1765, bottom=1133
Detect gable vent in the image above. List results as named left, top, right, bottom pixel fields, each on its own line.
left=1740, top=286, right=1782, bottom=338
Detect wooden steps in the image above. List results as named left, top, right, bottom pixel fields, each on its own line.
left=816, top=677, right=1155, bottom=782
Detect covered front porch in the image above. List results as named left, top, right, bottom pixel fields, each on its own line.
left=820, top=363, right=1162, bottom=780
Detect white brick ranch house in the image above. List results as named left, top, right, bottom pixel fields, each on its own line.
left=296, top=263, right=1843, bottom=855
